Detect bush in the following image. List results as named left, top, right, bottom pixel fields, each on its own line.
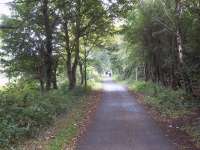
left=129, top=81, right=196, bottom=117
left=0, top=82, right=85, bottom=149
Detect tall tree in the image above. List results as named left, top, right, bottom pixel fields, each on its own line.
left=57, top=0, right=112, bottom=89
left=42, top=0, right=53, bottom=90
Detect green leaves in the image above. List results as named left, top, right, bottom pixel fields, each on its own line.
left=0, top=81, right=86, bottom=149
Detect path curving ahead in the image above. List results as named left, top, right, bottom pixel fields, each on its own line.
left=77, top=78, right=177, bottom=150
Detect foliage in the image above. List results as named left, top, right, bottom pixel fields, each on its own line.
left=0, top=0, right=113, bottom=90
left=46, top=95, right=88, bottom=150
left=182, top=122, right=200, bottom=148
left=0, top=81, right=86, bottom=149
left=124, top=80, right=198, bottom=118
left=110, top=0, right=200, bottom=96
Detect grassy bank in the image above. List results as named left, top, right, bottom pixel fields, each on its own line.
left=118, top=79, right=200, bottom=148
left=0, top=80, right=101, bottom=150
left=120, top=79, right=198, bottom=118
left=45, top=90, right=101, bottom=150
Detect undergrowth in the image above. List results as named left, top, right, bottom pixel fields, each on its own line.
left=47, top=95, right=88, bottom=150
left=121, top=79, right=199, bottom=118
left=0, top=81, right=86, bottom=149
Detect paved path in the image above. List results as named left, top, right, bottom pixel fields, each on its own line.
left=77, top=78, right=177, bottom=150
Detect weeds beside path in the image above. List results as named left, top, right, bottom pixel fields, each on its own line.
left=0, top=78, right=102, bottom=150
left=21, top=90, right=102, bottom=150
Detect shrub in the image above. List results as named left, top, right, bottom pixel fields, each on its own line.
left=0, top=82, right=85, bottom=149
left=129, top=81, right=196, bottom=117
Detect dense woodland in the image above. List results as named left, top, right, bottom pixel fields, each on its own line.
left=110, top=0, right=200, bottom=97
left=0, top=0, right=200, bottom=149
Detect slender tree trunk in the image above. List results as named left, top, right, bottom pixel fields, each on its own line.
left=40, top=80, right=45, bottom=92
left=67, top=51, right=73, bottom=89
left=52, top=58, right=58, bottom=89
left=52, top=73, right=58, bottom=89
left=135, top=67, right=138, bottom=81
left=42, top=0, right=53, bottom=91
left=175, top=0, right=184, bottom=65
left=79, top=61, right=84, bottom=85
left=84, top=48, right=87, bottom=89
left=175, top=0, right=193, bottom=93
left=63, top=20, right=73, bottom=90
left=175, top=0, right=184, bottom=89
left=38, top=44, right=46, bottom=93
left=145, top=63, right=149, bottom=81
left=176, top=30, right=183, bottom=64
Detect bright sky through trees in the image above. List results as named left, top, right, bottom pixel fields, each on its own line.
left=0, top=0, right=13, bottom=16
left=0, top=0, right=12, bottom=85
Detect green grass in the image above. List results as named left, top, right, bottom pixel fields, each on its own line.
left=88, top=79, right=102, bottom=90
left=119, top=79, right=198, bottom=118
left=48, top=122, right=77, bottom=150
left=47, top=98, right=87, bottom=150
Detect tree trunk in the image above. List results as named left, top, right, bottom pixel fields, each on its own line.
left=175, top=0, right=193, bottom=93
left=175, top=0, right=184, bottom=65
left=42, top=0, right=53, bottom=91
left=38, top=43, right=46, bottom=93
left=52, top=73, right=58, bottom=89
left=69, top=0, right=81, bottom=90
left=84, top=48, right=87, bottom=89
left=70, top=36, right=79, bottom=89
left=52, top=58, right=58, bottom=89
left=40, top=80, right=45, bottom=92
left=79, top=61, right=84, bottom=85
left=135, top=67, right=138, bottom=81
left=144, top=63, right=150, bottom=81
left=67, top=54, right=73, bottom=89
left=63, top=20, right=73, bottom=90
left=175, top=0, right=184, bottom=89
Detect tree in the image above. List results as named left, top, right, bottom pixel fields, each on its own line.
left=57, top=0, right=112, bottom=89
left=109, top=0, right=200, bottom=96
left=0, top=0, right=59, bottom=91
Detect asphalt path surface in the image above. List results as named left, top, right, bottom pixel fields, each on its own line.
left=77, top=78, right=177, bottom=150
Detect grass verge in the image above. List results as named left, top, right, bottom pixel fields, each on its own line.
left=45, top=91, right=101, bottom=150
left=120, top=79, right=198, bottom=118
left=17, top=81, right=102, bottom=150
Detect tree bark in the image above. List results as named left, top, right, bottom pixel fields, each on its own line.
left=42, top=0, right=53, bottom=91
left=175, top=0, right=193, bottom=93
left=175, top=0, right=184, bottom=65
left=79, top=61, right=84, bottom=85
left=64, top=21, right=73, bottom=90
left=52, top=56, right=58, bottom=89
left=40, top=80, right=45, bottom=92
left=69, top=0, right=81, bottom=90
left=52, top=72, right=58, bottom=89
left=84, top=48, right=87, bottom=89
left=38, top=44, right=46, bottom=92
left=135, top=67, right=138, bottom=81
